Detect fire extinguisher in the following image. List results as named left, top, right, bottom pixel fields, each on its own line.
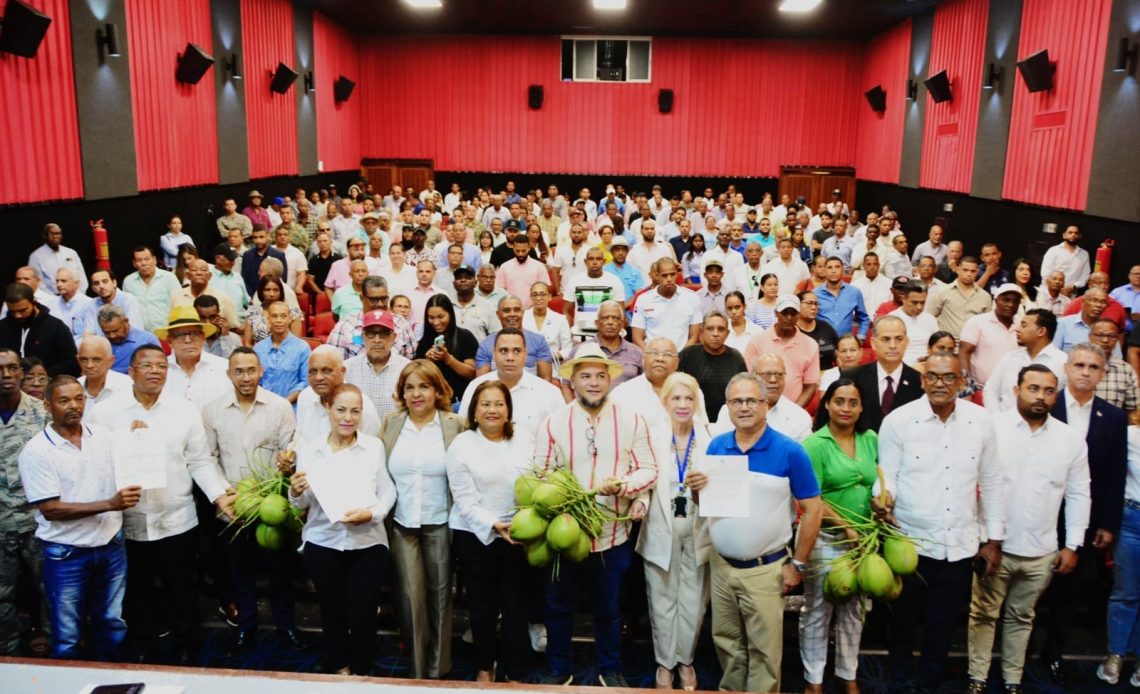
left=91, top=219, right=111, bottom=271
left=1095, top=239, right=1114, bottom=275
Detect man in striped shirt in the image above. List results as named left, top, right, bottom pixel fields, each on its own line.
left=533, top=343, right=658, bottom=687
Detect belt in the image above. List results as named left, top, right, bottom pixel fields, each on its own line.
left=720, top=548, right=787, bottom=570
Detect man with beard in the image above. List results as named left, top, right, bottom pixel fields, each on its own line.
left=496, top=233, right=549, bottom=308
left=0, top=283, right=78, bottom=376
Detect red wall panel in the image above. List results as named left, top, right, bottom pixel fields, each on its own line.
left=854, top=19, right=911, bottom=184
left=125, top=0, right=219, bottom=191
left=1001, top=0, right=1111, bottom=211
left=359, top=36, right=863, bottom=178
left=0, top=0, right=83, bottom=204
left=240, top=0, right=298, bottom=179
left=312, top=12, right=361, bottom=173
left=919, top=0, right=988, bottom=193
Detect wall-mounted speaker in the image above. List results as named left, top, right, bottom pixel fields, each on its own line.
left=176, top=43, right=214, bottom=85
left=864, top=85, right=886, bottom=112
left=269, top=62, right=298, bottom=94
left=658, top=88, right=673, bottom=114
left=1017, top=49, right=1054, bottom=92
left=334, top=75, right=355, bottom=102
left=528, top=84, right=543, bottom=110
left=924, top=69, right=952, bottom=103
left=0, top=0, right=52, bottom=58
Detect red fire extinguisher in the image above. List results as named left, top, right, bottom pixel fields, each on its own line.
left=91, top=219, right=111, bottom=271
left=1095, top=239, right=1114, bottom=275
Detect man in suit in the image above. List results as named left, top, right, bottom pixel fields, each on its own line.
left=842, top=314, right=923, bottom=432
left=1040, top=341, right=1128, bottom=684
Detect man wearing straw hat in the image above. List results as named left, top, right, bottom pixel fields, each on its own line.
left=153, top=306, right=230, bottom=410
left=533, top=343, right=658, bottom=687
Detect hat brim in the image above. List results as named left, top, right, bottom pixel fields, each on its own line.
left=154, top=320, right=218, bottom=341
left=558, top=355, right=625, bottom=380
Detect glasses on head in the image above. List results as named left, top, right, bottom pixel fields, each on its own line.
left=727, top=397, right=762, bottom=409
left=922, top=371, right=958, bottom=385
left=585, top=425, right=597, bottom=457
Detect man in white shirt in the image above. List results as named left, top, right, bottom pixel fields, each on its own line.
left=711, top=355, right=813, bottom=442
left=851, top=222, right=891, bottom=279
left=915, top=255, right=946, bottom=310
left=626, top=220, right=675, bottom=277
left=5, top=266, right=60, bottom=319
left=200, top=347, right=298, bottom=649
left=967, top=364, right=1089, bottom=693
left=77, top=335, right=132, bottom=406
left=890, top=282, right=940, bottom=367
left=704, top=228, right=744, bottom=274
left=1039, top=225, right=1091, bottom=297
left=88, top=344, right=230, bottom=661
left=910, top=224, right=948, bottom=268
left=344, top=310, right=409, bottom=419
left=330, top=198, right=362, bottom=255
left=52, top=268, right=91, bottom=340
left=154, top=306, right=231, bottom=409
left=28, top=223, right=88, bottom=296
left=296, top=346, right=382, bottom=444
left=631, top=258, right=702, bottom=352
left=443, top=182, right=463, bottom=215
left=729, top=241, right=765, bottom=296
left=563, top=248, right=626, bottom=334
left=761, top=237, right=810, bottom=298
left=878, top=351, right=1004, bottom=691
left=984, top=309, right=1068, bottom=413
left=481, top=195, right=512, bottom=231
left=851, top=252, right=893, bottom=314
left=610, top=336, right=679, bottom=437
left=273, top=225, right=308, bottom=294
left=460, top=328, right=563, bottom=436
left=551, top=222, right=592, bottom=298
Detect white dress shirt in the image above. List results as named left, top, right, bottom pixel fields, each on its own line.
left=291, top=434, right=396, bottom=551
left=202, top=386, right=296, bottom=483
left=388, top=412, right=450, bottom=528
left=1064, top=390, right=1094, bottom=440
left=630, top=288, right=703, bottom=352
left=52, top=292, right=91, bottom=339
left=760, top=257, right=810, bottom=297
left=1127, top=426, right=1140, bottom=503
left=523, top=309, right=573, bottom=361
left=1040, top=243, right=1092, bottom=291
left=878, top=363, right=904, bottom=402
left=852, top=274, right=894, bottom=315
left=295, top=385, right=382, bottom=445
left=89, top=392, right=228, bottom=541
left=982, top=344, right=1069, bottom=414
left=18, top=424, right=121, bottom=547
left=992, top=410, right=1090, bottom=556
left=889, top=308, right=941, bottom=367
left=610, top=375, right=670, bottom=439
left=446, top=428, right=535, bottom=544
left=28, top=243, right=88, bottom=295
left=79, top=370, right=133, bottom=407
left=165, top=352, right=231, bottom=410
left=458, top=371, right=565, bottom=438
left=711, top=396, right=812, bottom=442
left=878, top=396, right=1005, bottom=561
left=627, top=241, right=675, bottom=276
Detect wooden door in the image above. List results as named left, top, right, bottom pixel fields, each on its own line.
left=360, top=160, right=434, bottom=198
left=399, top=166, right=433, bottom=200
left=363, top=165, right=397, bottom=195
left=778, top=167, right=857, bottom=213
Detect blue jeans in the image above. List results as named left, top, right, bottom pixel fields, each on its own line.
left=42, top=531, right=128, bottom=660
left=546, top=540, right=633, bottom=677
left=1108, top=503, right=1140, bottom=655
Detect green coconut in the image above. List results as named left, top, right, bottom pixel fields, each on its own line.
left=514, top=475, right=542, bottom=506
left=255, top=523, right=284, bottom=551
left=258, top=494, right=290, bottom=526
left=564, top=532, right=591, bottom=563
left=882, top=536, right=919, bottom=576
left=509, top=507, right=549, bottom=542
left=824, top=556, right=859, bottom=603
left=883, top=574, right=904, bottom=602
left=526, top=540, right=554, bottom=567
left=546, top=513, right=581, bottom=551
left=531, top=483, right=570, bottom=518
left=233, top=493, right=262, bottom=520
left=857, top=554, right=896, bottom=599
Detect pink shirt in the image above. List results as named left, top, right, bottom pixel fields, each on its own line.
left=743, top=327, right=821, bottom=402
left=496, top=257, right=551, bottom=308
left=959, top=311, right=1019, bottom=386
left=408, top=284, right=443, bottom=331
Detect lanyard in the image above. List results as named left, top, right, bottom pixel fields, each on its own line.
left=673, top=430, right=694, bottom=496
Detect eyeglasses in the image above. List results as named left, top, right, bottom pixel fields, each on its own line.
left=727, top=397, right=762, bottom=409
left=757, top=371, right=785, bottom=380
left=135, top=362, right=168, bottom=372
left=365, top=295, right=389, bottom=306
left=1091, top=332, right=1118, bottom=340
left=922, top=371, right=959, bottom=385
left=167, top=330, right=203, bottom=342
left=645, top=350, right=678, bottom=360
left=801, top=300, right=819, bottom=306
left=585, top=425, right=597, bottom=457
left=22, top=374, right=48, bottom=384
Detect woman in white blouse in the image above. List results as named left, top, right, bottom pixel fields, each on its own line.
left=380, top=360, right=467, bottom=679
left=637, top=372, right=712, bottom=691
left=446, top=380, right=533, bottom=682
left=523, top=281, right=573, bottom=363
left=289, top=383, right=396, bottom=676
left=723, top=291, right=761, bottom=353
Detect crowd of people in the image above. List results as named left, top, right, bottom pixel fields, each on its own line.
left=2, top=178, right=1140, bottom=693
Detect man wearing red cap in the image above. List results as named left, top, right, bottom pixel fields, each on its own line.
left=344, top=310, right=409, bottom=419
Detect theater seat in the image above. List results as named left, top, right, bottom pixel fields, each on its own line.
left=303, top=337, right=324, bottom=350
left=311, top=312, right=335, bottom=340
left=296, top=292, right=311, bottom=316
left=315, top=293, right=331, bottom=315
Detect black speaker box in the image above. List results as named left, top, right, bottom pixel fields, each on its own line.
left=0, top=0, right=52, bottom=58
left=864, top=85, right=886, bottom=112
left=528, top=84, right=543, bottom=110
left=1017, top=49, right=1054, bottom=92
left=269, top=62, right=298, bottom=94
left=176, top=43, right=214, bottom=85
left=658, top=88, right=673, bottom=114
left=924, top=69, right=952, bottom=103
left=334, top=75, right=355, bottom=102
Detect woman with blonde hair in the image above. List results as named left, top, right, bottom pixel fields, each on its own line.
left=381, top=360, right=467, bottom=679
left=637, top=372, right=713, bottom=690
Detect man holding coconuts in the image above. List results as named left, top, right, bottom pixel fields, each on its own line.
left=532, top=343, right=657, bottom=687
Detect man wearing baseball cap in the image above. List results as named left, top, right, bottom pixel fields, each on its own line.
left=959, top=283, right=1023, bottom=389
left=344, top=309, right=409, bottom=419
left=603, top=235, right=646, bottom=307
left=698, top=257, right=730, bottom=315
left=744, top=295, right=820, bottom=408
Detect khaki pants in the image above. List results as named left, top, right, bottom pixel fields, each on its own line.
left=967, top=551, right=1056, bottom=685
left=645, top=514, right=711, bottom=669
left=390, top=523, right=452, bottom=679
left=710, top=553, right=785, bottom=693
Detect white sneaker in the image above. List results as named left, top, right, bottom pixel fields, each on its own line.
left=529, top=623, right=547, bottom=653
left=1099, top=654, right=1123, bottom=685
left=1130, top=669, right=1140, bottom=688
left=462, top=627, right=474, bottom=644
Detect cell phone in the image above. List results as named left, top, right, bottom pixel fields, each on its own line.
left=433, top=335, right=446, bottom=349
left=91, top=685, right=145, bottom=694
left=972, top=555, right=989, bottom=578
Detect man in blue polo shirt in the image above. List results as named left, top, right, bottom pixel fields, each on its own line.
left=474, top=295, right=553, bottom=380
left=817, top=257, right=870, bottom=342
left=604, top=236, right=647, bottom=310
left=689, top=372, right=822, bottom=693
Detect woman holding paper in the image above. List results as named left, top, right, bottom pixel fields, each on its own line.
left=636, top=372, right=713, bottom=690
left=289, top=383, right=396, bottom=676
left=380, top=360, right=467, bottom=679
left=798, top=378, right=879, bottom=694
left=446, top=379, right=533, bottom=682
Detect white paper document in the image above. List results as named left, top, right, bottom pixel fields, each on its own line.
left=697, top=455, right=750, bottom=518
left=112, top=429, right=167, bottom=490
left=304, top=462, right=379, bottom=523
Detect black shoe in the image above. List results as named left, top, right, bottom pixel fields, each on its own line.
left=1046, top=659, right=1066, bottom=685
left=536, top=672, right=573, bottom=685
left=1004, top=684, right=1023, bottom=693
left=233, top=628, right=255, bottom=651
left=598, top=672, right=629, bottom=687
left=278, top=627, right=306, bottom=650
left=968, top=678, right=986, bottom=693
left=217, top=602, right=239, bottom=628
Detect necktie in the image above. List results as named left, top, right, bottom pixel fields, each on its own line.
left=881, top=374, right=895, bottom=415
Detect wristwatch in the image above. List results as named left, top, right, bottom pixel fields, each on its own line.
left=787, top=558, right=807, bottom=574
